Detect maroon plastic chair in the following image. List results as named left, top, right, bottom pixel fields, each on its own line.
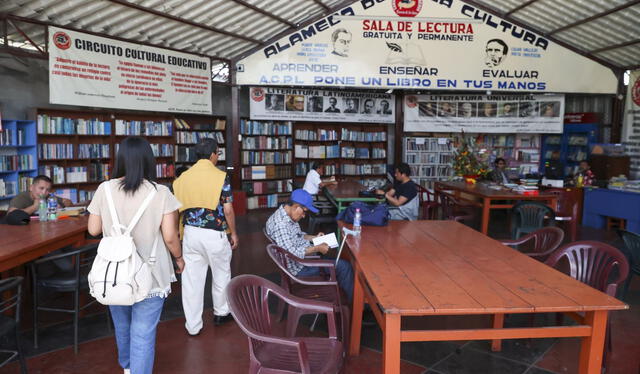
left=438, top=192, right=474, bottom=222
left=500, top=227, right=565, bottom=262
left=416, top=184, right=439, bottom=220
left=545, top=241, right=629, bottom=371
left=226, top=274, right=345, bottom=374
left=547, top=190, right=579, bottom=241
left=266, top=244, right=349, bottom=346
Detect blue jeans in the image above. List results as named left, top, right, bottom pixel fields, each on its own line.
left=109, top=297, right=165, bottom=374
left=297, top=259, right=354, bottom=301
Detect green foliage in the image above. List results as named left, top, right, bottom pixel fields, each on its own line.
left=452, top=136, right=489, bottom=177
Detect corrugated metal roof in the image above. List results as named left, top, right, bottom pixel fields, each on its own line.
left=0, top=0, right=638, bottom=70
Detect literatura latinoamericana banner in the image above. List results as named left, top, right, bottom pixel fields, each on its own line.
left=249, top=87, right=395, bottom=123
left=236, top=0, right=617, bottom=94
left=49, top=26, right=212, bottom=114
left=404, top=93, right=565, bottom=133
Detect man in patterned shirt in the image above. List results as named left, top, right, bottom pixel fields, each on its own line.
left=173, top=138, right=238, bottom=335
left=265, top=189, right=353, bottom=300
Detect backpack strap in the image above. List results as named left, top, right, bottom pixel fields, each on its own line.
left=124, top=186, right=157, bottom=236
left=104, top=180, right=125, bottom=236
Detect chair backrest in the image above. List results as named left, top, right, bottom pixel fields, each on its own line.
left=502, top=227, right=564, bottom=259
left=416, top=184, right=435, bottom=205
left=618, top=230, right=640, bottom=272
left=226, top=274, right=277, bottom=339
left=439, top=193, right=465, bottom=221
left=545, top=241, right=630, bottom=297
left=512, top=201, right=555, bottom=228
left=322, top=187, right=340, bottom=210
left=0, top=277, right=23, bottom=323
left=546, top=190, right=578, bottom=219
left=266, top=244, right=300, bottom=284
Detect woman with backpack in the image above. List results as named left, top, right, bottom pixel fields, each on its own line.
left=87, top=136, right=184, bottom=374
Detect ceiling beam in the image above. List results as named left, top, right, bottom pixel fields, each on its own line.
left=104, top=0, right=262, bottom=45
left=311, top=0, right=331, bottom=12
left=549, top=0, right=640, bottom=35
left=590, top=39, right=640, bottom=54
left=229, top=0, right=297, bottom=28
left=505, top=0, right=541, bottom=17
left=8, top=18, right=45, bottom=55
left=459, top=0, right=621, bottom=71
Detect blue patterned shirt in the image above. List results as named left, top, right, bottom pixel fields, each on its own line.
left=265, top=205, right=310, bottom=275
left=183, top=176, right=233, bottom=232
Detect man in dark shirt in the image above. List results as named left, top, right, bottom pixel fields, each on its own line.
left=376, top=163, right=418, bottom=220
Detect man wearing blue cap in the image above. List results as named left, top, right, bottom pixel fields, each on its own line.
left=265, top=189, right=353, bottom=300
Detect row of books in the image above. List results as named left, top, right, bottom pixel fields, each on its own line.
left=242, top=180, right=293, bottom=195
left=156, top=163, right=175, bottom=178
left=38, top=165, right=66, bottom=184
left=0, top=179, right=17, bottom=197
left=341, top=146, right=371, bottom=159
left=242, top=151, right=292, bottom=165
left=150, top=144, right=174, bottom=157
left=294, top=129, right=338, bottom=141
left=175, top=146, right=226, bottom=162
left=514, top=150, right=540, bottom=163
left=241, top=165, right=292, bottom=180
left=340, top=163, right=386, bottom=175
left=405, top=152, right=453, bottom=165
left=38, top=163, right=111, bottom=184
left=176, top=131, right=225, bottom=144
left=405, top=138, right=453, bottom=152
left=240, top=120, right=292, bottom=135
left=294, top=145, right=340, bottom=159
left=0, top=155, right=33, bottom=172
left=174, top=118, right=226, bottom=130
left=79, top=144, right=110, bottom=159
left=410, top=165, right=454, bottom=178
left=18, top=176, right=34, bottom=194
left=79, top=190, right=96, bottom=203
left=0, top=129, right=28, bottom=146
left=294, top=162, right=337, bottom=177
left=38, top=144, right=74, bottom=159
left=38, top=115, right=111, bottom=135
left=341, top=129, right=386, bottom=142
left=246, top=194, right=280, bottom=209
left=115, top=120, right=173, bottom=136
left=242, top=136, right=292, bottom=150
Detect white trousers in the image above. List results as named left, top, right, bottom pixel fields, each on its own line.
left=182, top=225, right=232, bottom=335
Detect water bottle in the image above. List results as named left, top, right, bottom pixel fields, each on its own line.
left=47, top=195, right=58, bottom=221
left=353, top=208, right=361, bottom=235
left=38, top=198, right=48, bottom=221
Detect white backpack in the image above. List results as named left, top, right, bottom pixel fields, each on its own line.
left=88, top=181, right=158, bottom=306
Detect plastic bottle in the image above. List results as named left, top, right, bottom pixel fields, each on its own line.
left=38, top=197, right=48, bottom=221
left=353, top=208, right=361, bottom=235
left=47, top=195, right=58, bottom=221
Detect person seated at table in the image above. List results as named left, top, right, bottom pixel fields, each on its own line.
left=8, top=175, right=73, bottom=215
left=303, top=162, right=337, bottom=196
left=573, top=160, right=595, bottom=187
left=544, top=151, right=563, bottom=180
left=376, top=163, right=419, bottom=221
left=265, top=189, right=353, bottom=301
left=488, top=158, right=510, bottom=185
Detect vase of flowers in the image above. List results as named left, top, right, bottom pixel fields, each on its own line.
left=452, top=134, right=488, bottom=184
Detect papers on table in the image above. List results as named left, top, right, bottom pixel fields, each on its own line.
left=312, top=232, right=339, bottom=248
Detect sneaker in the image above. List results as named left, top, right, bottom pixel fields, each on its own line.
left=124, top=369, right=130, bottom=374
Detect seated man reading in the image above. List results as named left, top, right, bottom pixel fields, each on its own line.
left=376, top=163, right=419, bottom=221
left=8, top=175, right=72, bottom=215
left=265, top=189, right=353, bottom=300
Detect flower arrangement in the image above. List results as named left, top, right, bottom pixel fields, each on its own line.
left=452, top=134, right=488, bottom=182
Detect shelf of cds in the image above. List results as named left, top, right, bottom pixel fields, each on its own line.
left=0, top=119, right=38, bottom=210
left=240, top=119, right=293, bottom=209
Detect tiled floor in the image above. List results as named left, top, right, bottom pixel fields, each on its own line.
left=2, top=210, right=639, bottom=373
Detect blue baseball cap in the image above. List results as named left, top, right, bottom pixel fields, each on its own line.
left=290, top=189, right=319, bottom=213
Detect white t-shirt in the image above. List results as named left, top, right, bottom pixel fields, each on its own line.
left=303, top=169, right=322, bottom=195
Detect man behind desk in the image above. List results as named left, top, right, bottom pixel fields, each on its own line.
left=8, top=175, right=72, bottom=215
left=488, top=158, right=510, bottom=184
left=265, top=189, right=353, bottom=300
left=376, top=163, right=419, bottom=221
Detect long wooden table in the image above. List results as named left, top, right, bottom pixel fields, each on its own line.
left=346, top=221, right=628, bottom=374
left=324, top=180, right=385, bottom=212
left=435, top=181, right=558, bottom=235
left=0, top=216, right=89, bottom=272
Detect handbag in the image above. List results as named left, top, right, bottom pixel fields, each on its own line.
left=336, top=201, right=389, bottom=226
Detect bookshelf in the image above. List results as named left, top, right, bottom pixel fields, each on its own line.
left=240, top=119, right=293, bottom=210
left=174, top=115, right=227, bottom=170
left=541, top=123, right=598, bottom=177
left=403, top=137, right=454, bottom=190
left=293, top=123, right=388, bottom=189
left=36, top=109, right=176, bottom=203
left=468, top=134, right=541, bottom=177
left=0, top=120, right=38, bottom=210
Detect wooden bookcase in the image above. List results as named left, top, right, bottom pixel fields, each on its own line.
left=293, top=122, right=388, bottom=189
left=239, top=119, right=293, bottom=210
left=0, top=119, right=38, bottom=210
left=403, top=136, right=454, bottom=190
left=174, top=114, right=227, bottom=171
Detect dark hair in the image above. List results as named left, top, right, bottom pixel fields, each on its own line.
left=112, top=136, right=156, bottom=193
left=396, top=162, right=411, bottom=177
left=33, top=175, right=53, bottom=185
left=495, top=157, right=506, bottom=165
left=486, top=38, right=508, bottom=54
left=310, top=161, right=320, bottom=170
left=195, top=138, right=218, bottom=160
left=331, top=27, right=351, bottom=42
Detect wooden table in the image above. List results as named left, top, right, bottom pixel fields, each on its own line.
left=324, top=180, right=384, bottom=212
left=435, top=181, right=558, bottom=235
left=346, top=221, right=628, bottom=374
left=0, top=216, right=88, bottom=272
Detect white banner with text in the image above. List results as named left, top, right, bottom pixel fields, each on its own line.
left=622, top=70, right=640, bottom=178
left=404, top=93, right=564, bottom=133
left=49, top=26, right=212, bottom=114
left=249, top=87, right=395, bottom=123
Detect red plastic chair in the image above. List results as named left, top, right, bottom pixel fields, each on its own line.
left=416, top=184, right=439, bottom=220
left=266, top=244, right=349, bottom=346
left=500, top=227, right=565, bottom=262
left=438, top=192, right=474, bottom=223
left=547, top=190, right=579, bottom=241
left=545, top=241, right=629, bottom=371
left=226, top=274, right=345, bottom=374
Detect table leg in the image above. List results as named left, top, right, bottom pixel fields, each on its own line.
left=578, top=310, right=608, bottom=374
left=481, top=198, right=491, bottom=235
left=349, top=269, right=365, bottom=356
left=491, top=313, right=504, bottom=351
left=383, top=313, right=401, bottom=374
